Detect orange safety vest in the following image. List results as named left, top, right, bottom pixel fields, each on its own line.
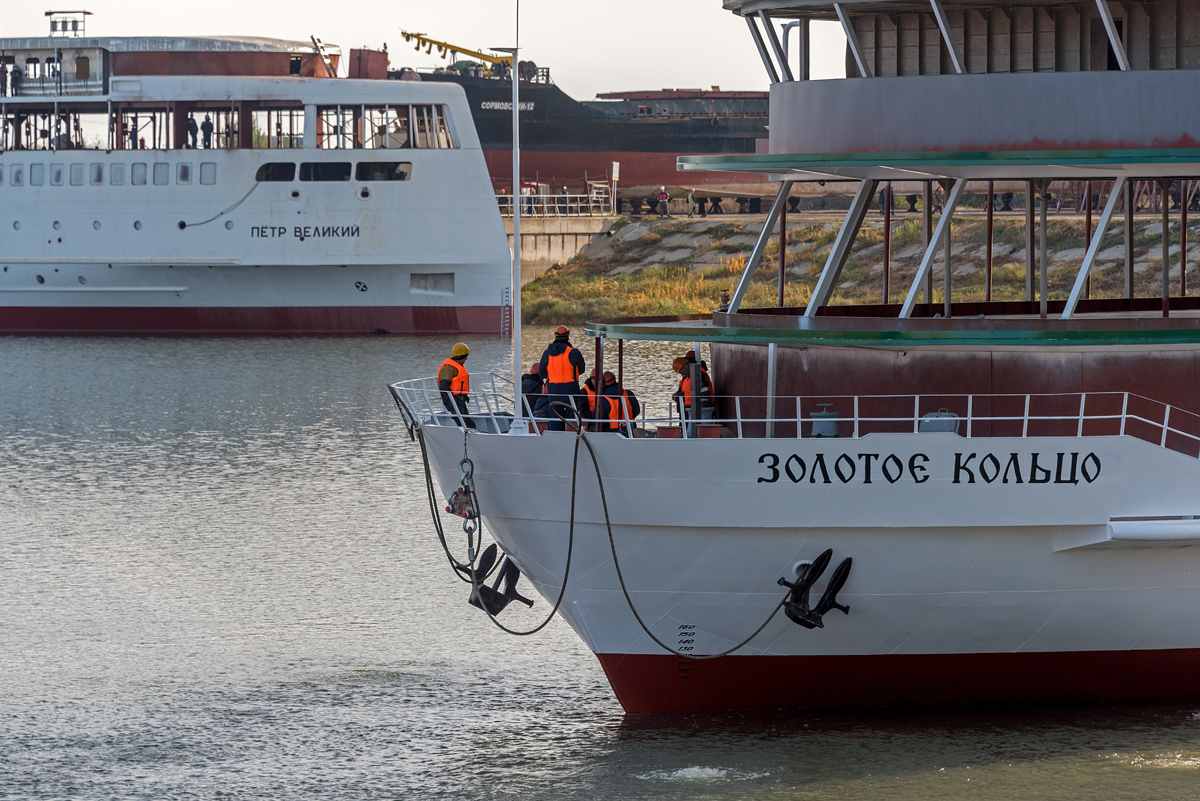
left=545, top=346, right=580, bottom=384
left=679, top=371, right=711, bottom=407
left=603, top=388, right=630, bottom=430
left=584, top=384, right=597, bottom=412
left=439, top=357, right=470, bottom=395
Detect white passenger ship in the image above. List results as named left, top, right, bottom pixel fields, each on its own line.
left=0, top=30, right=510, bottom=334
left=394, top=0, right=1200, bottom=713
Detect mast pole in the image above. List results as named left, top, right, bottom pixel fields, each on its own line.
left=496, top=6, right=522, bottom=417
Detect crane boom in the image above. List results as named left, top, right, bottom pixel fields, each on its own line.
left=399, top=31, right=512, bottom=66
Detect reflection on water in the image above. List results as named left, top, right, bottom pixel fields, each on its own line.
left=3, top=330, right=1200, bottom=799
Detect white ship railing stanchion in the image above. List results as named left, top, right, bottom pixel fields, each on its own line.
left=913, top=396, right=920, bottom=433
left=853, top=396, right=860, bottom=438
left=1163, top=406, right=1172, bottom=448
left=1022, top=395, right=1031, bottom=437
left=1078, top=393, right=1087, bottom=437
left=735, top=396, right=744, bottom=439
left=796, top=397, right=802, bottom=438
left=967, top=395, right=973, bottom=438
left=1121, top=393, right=1129, bottom=436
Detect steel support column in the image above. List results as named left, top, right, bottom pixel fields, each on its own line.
left=778, top=199, right=787, bottom=306
left=930, top=0, right=966, bottom=73
left=985, top=181, right=994, bottom=301
left=943, top=212, right=953, bottom=317
left=923, top=182, right=933, bottom=303
left=728, top=181, right=794, bottom=312
left=1085, top=180, right=1093, bottom=299
left=1095, top=0, right=1131, bottom=71
left=1162, top=178, right=1172, bottom=317
left=1040, top=180, right=1049, bottom=319
left=745, top=15, right=781, bottom=84
left=901, top=178, right=967, bottom=318
left=883, top=181, right=892, bottom=304
left=759, top=11, right=795, bottom=81
left=835, top=4, right=873, bottom=78
left=806, top=180, right=879, bottom=316
left=1062, top=176, right=1126, bottom=319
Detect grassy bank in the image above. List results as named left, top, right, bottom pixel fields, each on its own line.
left=522, top=214, right=1200, bottom=324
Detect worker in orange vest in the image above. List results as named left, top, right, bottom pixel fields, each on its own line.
left=673, top=355, right=713, bottom=434
left=582, top=369, right=609, bottom=431
left=438, top=342, right=473, bottom=427
left=601, top=371, right=640, bottom=433
left=539, top=325, right=586, bottom=431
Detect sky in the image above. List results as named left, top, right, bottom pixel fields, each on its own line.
left=3, top=1, right=846, bottom=99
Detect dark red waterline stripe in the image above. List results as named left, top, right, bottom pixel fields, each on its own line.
left=597, top=649, right=1200, bottom=713
left=0, top=305, right=505, bottom=335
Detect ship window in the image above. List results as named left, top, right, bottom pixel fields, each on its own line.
left=251, top=107, right=304, bottom=149
left=153, top=163, right=169, bottom=186
left=177, top=163, right=192, bottom=185
left=435, top=107, right=454, bottom=148
left=131, top=163, right=146, bottom=185
left=361, top=105, right=410, bottom=149
left=289, top=55, right=302, bottom=75
left=90, top=164, right=103, bottom=185
left=410, top=272, right=455, bottom=295
left=11, top=166, right=24, bottom=186
left=413, top=106, right=434, bottom=149
left=255, top=162, right=296, bottom=182
left=70, top=164, right=84, bottom=186
left=111, top=164, right=125, bottom=185
left=299, top=162, right=351, bottom=181
left=75, top=56, right=90, bottom=81
left=355, top=161, right=411, bottom=181
left=200, top=163, right=217, bottom=185
left=30, top=164, right=45, bottom=186
left=50, top=164, right=64, bottom=186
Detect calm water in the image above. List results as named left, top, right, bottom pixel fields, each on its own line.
left=4, top=329, right=1200, bottom=800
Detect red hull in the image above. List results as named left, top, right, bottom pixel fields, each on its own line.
left=0, top=305, right=505, bottom=335
left=598, top=649, right=1200, bottom=713
left=483, top=149, right=765, bottom=193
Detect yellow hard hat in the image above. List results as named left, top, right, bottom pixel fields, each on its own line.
left=452, top=342, right=470, bottom=357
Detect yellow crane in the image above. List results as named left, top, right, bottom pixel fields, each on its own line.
left=399, top=31, right=512, bottom=69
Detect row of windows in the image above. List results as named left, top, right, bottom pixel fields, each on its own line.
left=255, top=162, right=412, bottom=182
left=0, top=162, right=217, bottom=187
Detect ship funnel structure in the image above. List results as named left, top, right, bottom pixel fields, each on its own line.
left=777, top=549, right=852, bottom=629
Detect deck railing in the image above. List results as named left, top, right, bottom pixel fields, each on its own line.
left=388, top=376, right=1200, bottom=459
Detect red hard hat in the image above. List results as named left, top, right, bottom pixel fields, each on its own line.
left=555, top=325, right=569, bottom=335
left=603, top=371, right=616, bottom=384
left=685, top=349, right=696, bottom=360
left=530, top=363, right=540, bottom=375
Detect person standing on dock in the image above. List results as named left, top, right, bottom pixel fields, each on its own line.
left=657, top=186, right=671, bottom=217
left=687, top=189, right=697, bottom=218
left=438, top=343, right=474, bottom=428
left=539, top=326, right=586, bottom=431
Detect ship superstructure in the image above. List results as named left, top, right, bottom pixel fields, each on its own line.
left=0, top=32, right=510, bottom=335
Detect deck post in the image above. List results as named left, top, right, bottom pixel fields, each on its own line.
left=805, top=180, right=879, bottom=316
left=728, top=181, right=794, bottom=313
left=1026, top=180, right=1035, bottom=302
left=900, top=178, right=967, bottom=318
left=1040, top=180, right=1049, bottom=319
left=943, top=199, right=953, bottom=317
left=778, top=198, right=787, bottom=306
left=923, top=182, right=934, bottom=306
left=884, top=181, right=892, bottom=304
left=1125, top=179, right=1134, bottom=299
left=765, top=342, right=777, bottom=439
left=1162, top=179, right=1172, bottom=318
left=1182, top=180, right=1189, bottom=297
left=1062, top=177, right=1126, bottom=319
left=1085, top=180, right=1093, bottom=299
left=985, top=181, right=994, bottom=301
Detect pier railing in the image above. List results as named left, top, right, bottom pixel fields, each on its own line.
left=388, top=377, right=1200, bottom=459
left=496, top=193, right=613, bottom=217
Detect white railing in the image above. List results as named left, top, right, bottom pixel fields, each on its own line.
left=496, top=193, right=612, bottom=217
left=388, top=376, right=1200, bottom=458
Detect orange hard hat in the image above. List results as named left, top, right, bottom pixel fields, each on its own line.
left=672, top=356, right=689, bottom=373
left=555, top=325, right=569, bottom=335
left=685, top=349, right=696, bottom=360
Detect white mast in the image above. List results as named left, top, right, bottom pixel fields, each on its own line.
left=495, top=3, right=522, bottom=418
